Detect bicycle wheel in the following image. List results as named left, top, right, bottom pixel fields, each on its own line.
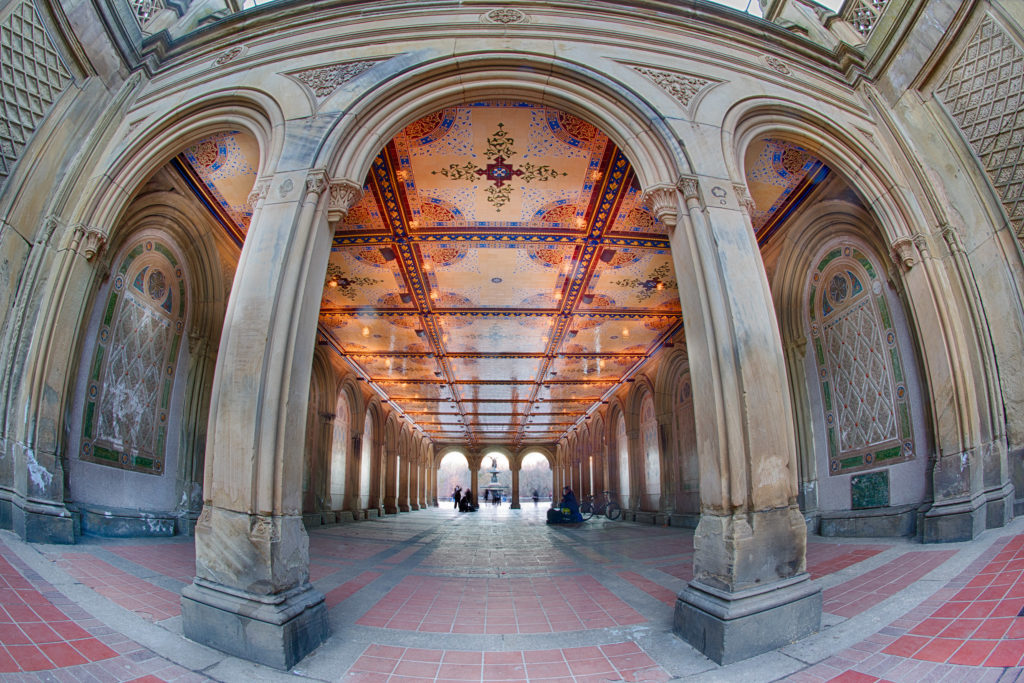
left=605, top=503, right=621, bottom=521
left=579, top=501, right=594, bottom=521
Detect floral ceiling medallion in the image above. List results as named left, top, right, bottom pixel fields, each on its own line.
left=612, top=263, right=678, bottom=301
left=432, top=123, right=566, bottom=211
left=324, top=263, right=381, bottom=301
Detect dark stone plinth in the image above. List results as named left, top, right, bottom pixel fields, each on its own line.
left=181, top=579, right=328, bottom=671
left=921, top=494, right=985, bottom=543
left=819, top=503, right=917, bottom=537
left=669, top=513, right=700, bottom=529
left=674, top=574, right=821, bottom=665
left=80, top=505, right=176, bottom=538
left=11, top=498, right=75, bottom=544
left=984, top=481, right=1014, bottom=529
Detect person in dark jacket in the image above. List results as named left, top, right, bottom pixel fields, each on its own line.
left=547, top=486, right=583, bottom=523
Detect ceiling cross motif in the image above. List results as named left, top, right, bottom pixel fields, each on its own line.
left=431, top=123, right=567, bottom=211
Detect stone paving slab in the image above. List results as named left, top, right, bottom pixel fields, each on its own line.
left=0, top=505, right=1021, bottom=682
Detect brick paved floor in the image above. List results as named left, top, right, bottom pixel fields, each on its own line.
left=0, top=504, right=1021, bottom=681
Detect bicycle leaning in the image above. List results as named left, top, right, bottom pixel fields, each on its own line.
left=579, top=490, right=621, bottom=521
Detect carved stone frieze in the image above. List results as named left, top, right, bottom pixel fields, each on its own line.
left=631, top=66, right=718, bottom=111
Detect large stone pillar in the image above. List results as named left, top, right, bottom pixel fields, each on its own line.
left=510, top=457, right=521, bottom=509
left=645, top=178, right=819, bottom=664
left=181, top=173, right=361, bottom=670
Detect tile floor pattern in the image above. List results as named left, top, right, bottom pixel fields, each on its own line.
left=0, top=504, right=1019, bottom=681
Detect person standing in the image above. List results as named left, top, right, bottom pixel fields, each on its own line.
left=453, top=485, right=461, bottom=510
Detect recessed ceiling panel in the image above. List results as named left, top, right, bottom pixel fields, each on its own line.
left=439, top=315, right=554, bottom=354
left=583, top=251, right=681, bottom=312
left=455, top=384, right=533, bottom=402
left=449, top=357, right=542, bottom=382
left=360, top=356, right=441, bottom=381
left=323, top=313, right=425, bottom=353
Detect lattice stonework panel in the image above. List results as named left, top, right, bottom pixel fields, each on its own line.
left=81, top=240, right=186, bottom=475
left=809, top=247, right=914, bottom=475
left=935, top=15, right=1024, bottom=235
left=845, top=0, right=890, bottom=40
left=0, top=0, right=72, bottom=187
left=129, top=0, right=164, bottom=31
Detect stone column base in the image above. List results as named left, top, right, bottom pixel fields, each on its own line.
left=11, top=497, right=76, bottom=544
left=181, top=579, right=328, bottom=671
left=674, top=574, right=820, bottom=664
left=921, top=493, right=985, bottom=543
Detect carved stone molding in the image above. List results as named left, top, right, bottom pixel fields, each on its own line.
left=890, top=236, right=917, bottom=271
left=631, top=66, right=718, bottom=112
left=286, top=60, right=384, bottom=103
left=641, top=184, right=680, bottom=229
left=484, top=8, right=527, bottom=24
left=912, top=233, right=931, bottom=261
left=328, top=179, right=364, bottom=225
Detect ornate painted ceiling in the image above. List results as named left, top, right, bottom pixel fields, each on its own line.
left=174, top=105, right=828, bottom=448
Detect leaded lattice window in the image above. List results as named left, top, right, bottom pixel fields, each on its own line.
left=809, top=246, right=914, bottom=475
left=0, top=0, right=72, bottom=188
left=934, top=14, right=1024, bottom=236
left=81, top=239, right=186, bottom=475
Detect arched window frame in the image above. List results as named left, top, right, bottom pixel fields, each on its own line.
left=81, top=238, right=187, bottom=475
left=808, top=245, right=914, bottom=475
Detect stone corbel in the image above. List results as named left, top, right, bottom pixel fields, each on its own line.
left=641, top=184, right=681, bottom=229
left=328, top=179, right=364, bottom=227
left=82, top=228, right=107, bottom=262
left=912, top=233, right=932, bottom=261
left=890, top=236, right=917, bottom=271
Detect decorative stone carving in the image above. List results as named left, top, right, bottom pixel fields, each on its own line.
left=733, top=183, right=756, bottom=214
left=328, top=179, right=364, bottom=225
left=631, top=66, right=717, bottom=111
left=941, top=223, right=966, bottom=255
left=935, top=15, right=1024, bottom=237
left=129, top=0, right=165, bottom=31
left=484, top=8, right=527, bottom=24
left=764, top=55, right=791, bottom=75
left=678, top=175, right=701, bottom=203
left=215, top=46, right=244, bottom=66
left=197, top=506, right=212, bottom=526
left=641, top=185, right=680, bottom=229
left=249, top=515, right=280, bottom=542
left=286, top=60, right=382, bottom=101
left=82, top=228, right=107, bottom=262
left=305, top=170, right=330, bottom=197
left=890, top=236, right=917, bottom=271
left=0, top=1, right=72, bottom=190
left=844, top=0, right=891, bottom=40
left=246, top=180, right=270, bottom=209
left=279, top=177, right=294, bottom=198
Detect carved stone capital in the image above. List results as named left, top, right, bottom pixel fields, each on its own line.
left=246, top=180, right=270, bottom=209
left=328, top=179, right=364, bottom=225
left=733, top=183, right=756, bottom=215
left=641, top=184, right=680, bottom=229
left=677, top=175, right=701, bottom=203
left=82, top=228, right=107, bottom=262
left=890, top=236, right=917, bottom=271
left=305, top=169, right=330, bottom=197
left=941, top=224, right=965, bottom=254
left=912, top=233, right=931, bottom=260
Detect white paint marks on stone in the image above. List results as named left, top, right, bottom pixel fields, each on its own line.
left=25, top=448, right=53, bottom=490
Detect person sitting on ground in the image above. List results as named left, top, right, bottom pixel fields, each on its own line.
left=546, top=486, right=583, bottom=523
left=459, top=488, right=477, bottom=512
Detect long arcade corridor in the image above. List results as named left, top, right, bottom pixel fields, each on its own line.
left=0, top=507, right=1022, bottom=682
